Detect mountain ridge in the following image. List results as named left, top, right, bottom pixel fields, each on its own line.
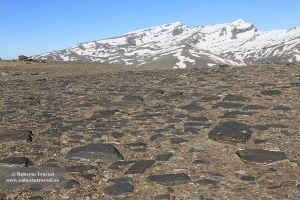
left=30, top=19, right=300, bottom=68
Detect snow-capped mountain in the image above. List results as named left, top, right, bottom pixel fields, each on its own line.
left=31, top=19, right=300, bottom=68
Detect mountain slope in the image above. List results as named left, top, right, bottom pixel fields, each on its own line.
left=31, top=19, right=300, bottom=68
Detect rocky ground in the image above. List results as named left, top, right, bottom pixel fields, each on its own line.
left=0, top=60, right=300, bottom=200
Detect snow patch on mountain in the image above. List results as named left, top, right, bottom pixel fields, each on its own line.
left=30, top=19, right=300, bottom=67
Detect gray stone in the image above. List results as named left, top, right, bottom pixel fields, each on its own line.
left=209, top=121, right=252, bottom=144
left=236, top=149, right=288, bottom=165
left=122, top=95, right=143, bottom=101
left=260, top=90, right=282, bottom=95
left=156, top=153, right=174, bottom=161
left=0, top=130, right=32, bottom=143
left=0, top=157, right=33, bottom=167
left=150, top=134, right=163, bottom=141
left=81, top=174, right=96, bottom=181
left=109, top=161, right=136, bottom=170
left=194, top=179, right=216, bottom=185
left=240, top=176, right=255, bottom=181
left=104, top=183, right=134, bottom=195
left=271, top=106, right=291, bottom=111
left=179, top=103, right=204, bottom=111
left=28, top=196, right=43, bottom=200
left=191, top=160, right=207, bottom=164
left=170, top=138, right=189, bottom=144
left=124, top=160, right=155, bottom=174
left=66, top=165, right=97, bottom=173
left=64, top=179, right=80, bottom=189
left=211, top=102, right=244, bottom=109
left=110, top=177, right=133, bottom=183
left=223, top=94, right=250, bottom=102
left=154, top=194, right=170, bottom=200
left=199, top=96, right=221, bottom=102
left=65, top=143, right=124, bottom=162
left=223, top=111, right=253, bottom=117
left=126, top=142, right=147, bottom=147
left=147, top=173, right=191, bottom=186
left=243, top=105, right=268, bottom=110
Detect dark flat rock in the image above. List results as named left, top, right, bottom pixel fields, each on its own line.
left=223, top=111, right=253, bottom=117
left=209, top=121, right=252, bottom=144
left=241, top=176, right=256, bottom=181
left=271, top=106, right=291, bottom=111
left=110, top=177, right=133, bottom=184
left=267, top=124, right=288, bottom=128
left=156, top=153, right=174, bottom=161
left=211, top=102, right=244, bottom=109
left=290, top=82, right=300, bottom=87
left=252, top=125, right=269, bottom=130
left=0, top=130, right=32, bottom=143
left=109, top=161, right=136, bottom=170
left=147, top=173, right=191, bottom=186
left=65, top=143, right=124, bottom=162
left=223, top=94, right=250, bottom=102
left=253, top=139, right=267, bottom=144
left=260, top=90, right=282, bottom=95
left=179, top=103, right=204, bottom=111
left=126, top=142, right=147, bottom=147
left=194, top=179, right=216, bottom=185
left=90, top=110, right=118, bottom=119
left=104, top=183, right=134, bottom=195
left=243, top=105, right=268, bottom=110
left=170, top=138, right=189, bottom=144
left=187, top=116, right=207, bottom=122
left=124, top=160, right=155, bottom=174
left=191, top=160, right=207, bottom=164
left=28, top=196, right=43, bottom=200
left=0, top=157, right=33, bottom=167
left=236, top=149, right=288, bottom=165
left=81, top=174, right=96, bottom=181
left=199, top=96, right=221, bottom=102
left=122, top=95, right=143, bottom=101
left=66, top=165, right=97, bottom=173
left=111, top=132, right=124, bottom=138
left=64, top=179, right=80, bottom=189
left=154, top=194, right=171, bottom=200
left=184, top=122, right=211, bottom=128
left=150, top=133, right=163, bottom=141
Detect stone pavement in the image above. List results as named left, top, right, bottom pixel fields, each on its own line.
left=0, top=61, right=300, bottom=199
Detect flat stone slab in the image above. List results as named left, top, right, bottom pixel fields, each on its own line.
left=65, top=143, right=124, bottom=162
left=271, top=106, right=291, bottom=111
left=170, top=138, right=189, bottom=144
left=194, top=179, right=216, bottom=186
left=179, top=103, right=204, bottom=111
left=243, top=105, right=268, bottom=110
left=0, top=157, right=33, bottom=167
left=156, top=153, right=174, bottom=161
left=0, top=130, right=32, bottom=143
left=260, top=90, right=282, bottom=95
left=223, top=94, right=250, bottom=102
left=124, top=160, right=154, bottom=174
left=236, top=149, right=288, bottom=165
left=147, top=173, right=191, bottom=186
left=209, top=121, right=252, bottom=144
left=122, top=95, right=143, bottom=101
left=104, top=183, right=134, bottom=195
left=109, top=161, right=136, bottom=170
left=211, top=102, right=244, bottom=109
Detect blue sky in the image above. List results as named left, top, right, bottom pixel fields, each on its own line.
left=1, top=0, right=299, bottom=60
